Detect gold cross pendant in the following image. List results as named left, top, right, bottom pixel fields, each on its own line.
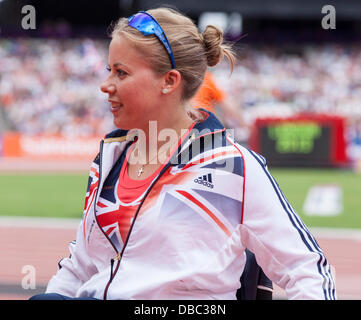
left=137, top=166, right=144, bottom=177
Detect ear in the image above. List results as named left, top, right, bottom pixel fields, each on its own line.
left=162, top=69, right=182, bottom=94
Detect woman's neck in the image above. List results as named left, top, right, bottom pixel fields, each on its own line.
left=129, top=107, right=195, bottom=166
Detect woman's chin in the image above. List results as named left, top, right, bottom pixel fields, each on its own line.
left=113, top=117, right=133, bottom=130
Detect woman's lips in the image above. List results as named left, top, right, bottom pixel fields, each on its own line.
left=109, top=101, right=123, bottom=112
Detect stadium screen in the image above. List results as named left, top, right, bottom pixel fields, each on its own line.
left=251, top=115, right=348, bottom=168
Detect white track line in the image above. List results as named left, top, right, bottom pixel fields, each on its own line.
left=0, top=216, right=80, bottom=229
left=310, top=227, right=361, bottom=240
left=1, top=216, right=361, bottom=240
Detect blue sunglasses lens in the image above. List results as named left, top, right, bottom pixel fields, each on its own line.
left=128, top=12, right=176, bottom=69
left=128, top=14, right=156, bottom=35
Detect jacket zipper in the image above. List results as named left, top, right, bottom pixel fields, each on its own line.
left=110, top=252, right=121, bottom=281
left=103, top=252, right=121, bottom=299
left=91, top=140, right=122, bottom=299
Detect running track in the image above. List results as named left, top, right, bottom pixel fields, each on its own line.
left=0, top=216, right=360, bottom=300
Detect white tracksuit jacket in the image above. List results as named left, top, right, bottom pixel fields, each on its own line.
left=46, top=111, right=336, bottom=300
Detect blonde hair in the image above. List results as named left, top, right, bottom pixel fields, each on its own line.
left=110, top=7, right=235, bottom=101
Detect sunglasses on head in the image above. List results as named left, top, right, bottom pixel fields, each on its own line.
left=127, top=11, right=177, bottom=69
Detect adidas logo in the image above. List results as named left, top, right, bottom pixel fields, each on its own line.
left=194, top=173, right=214, bottom=189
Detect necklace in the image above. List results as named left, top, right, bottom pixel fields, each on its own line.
left=132, top=141, right=179, bottom=177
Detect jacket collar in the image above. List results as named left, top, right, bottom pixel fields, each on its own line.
left=192, top=109, right=225, bottom=137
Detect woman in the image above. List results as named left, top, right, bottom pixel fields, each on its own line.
left=32, top=7, right=336, bottom=300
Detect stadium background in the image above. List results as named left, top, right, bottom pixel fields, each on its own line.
left=0, top=0, right=360, bottom=299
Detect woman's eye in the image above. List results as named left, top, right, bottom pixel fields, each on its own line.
left=106, top=66, right=127, bottom=77
left=116, top=69, right=127, bottom=77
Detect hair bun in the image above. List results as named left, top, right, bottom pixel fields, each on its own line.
left=201, top=25, right=224, bottom=67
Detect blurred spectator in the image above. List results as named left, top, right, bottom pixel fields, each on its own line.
left=191, top=70, right=250, bottom=144
left=191, top=71, right=226, bottom=114
left=347, top=116, right=361, bottom=172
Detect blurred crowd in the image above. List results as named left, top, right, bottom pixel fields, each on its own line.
left=216, top=43, right=361, bottom=117
left=0, top=38, right=360, bottom=162
left=0, top=38, right=112, bottom=137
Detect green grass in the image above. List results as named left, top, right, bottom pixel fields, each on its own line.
left=0, top=169, right=360, bottom=229
left=0, top=173, right=88, bottom=218
left=269, top=168, right=361, bottom=229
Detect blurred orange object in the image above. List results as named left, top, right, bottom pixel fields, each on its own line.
left=191, top=71, right=225, bottom=113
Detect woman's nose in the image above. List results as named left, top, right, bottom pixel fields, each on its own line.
left=100, top=80, right=116, bottom=94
